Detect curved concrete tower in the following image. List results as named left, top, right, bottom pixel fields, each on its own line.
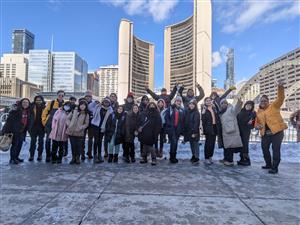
left=118, top=19, right=154, bottom=101
left=164, top=0, right=212, bottom=98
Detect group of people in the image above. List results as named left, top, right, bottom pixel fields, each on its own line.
left=1, top=81, right=288, bottom=174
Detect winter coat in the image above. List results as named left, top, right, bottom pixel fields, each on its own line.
left=123, top=100, right=135, bottom=112
left=219, top=100, right=243, bottom=149
left=111, top=101, right=119, bottom=112
left=42, top=99, right=64, bottom=133
left=124, top=111, right=139, bottom=143
left=105, top=112, right=126, bottom=145
left=49, top=108, right=69, bottom=142
left=1, top=108, right=30, bottom=135
left=88, top=101, right=113, bottom=130
left=256, top=86, right=288, bottom=136
left=139, top=102, right=148, bottom=113
left=28, top=104, right=45, bottom=133
left=66, top=109, right=90, bottom=137
left=184, top=108, right=200, bottom=142
left=164, top=105, right=185, bottom=137
left=178, top=85, right=205, bottom=108
left=213, top=88, right=233, bottom=112
left=138, top=109, right=162, bottom=146
left=201, top=106, right=221, bottom=136
left=146, top=86, right=177, bottom=108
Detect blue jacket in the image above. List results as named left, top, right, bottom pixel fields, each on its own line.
left=164, top=105, right=185, bottom=136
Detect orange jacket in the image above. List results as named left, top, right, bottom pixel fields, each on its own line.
left=256, top=86, right=287, bottom=136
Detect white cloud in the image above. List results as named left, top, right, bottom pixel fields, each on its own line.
left=212, top=51, right=222, bottom=68
left=212, top=45, right=229, bottom=68
left=103, top=0, right=179, bottom=22
left=215, top=0, right=300, bottom=33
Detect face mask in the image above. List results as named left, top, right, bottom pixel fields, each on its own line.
left=63, top=105, right=71, bottom=111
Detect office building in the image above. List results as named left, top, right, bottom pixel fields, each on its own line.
left=12, top=29, right=35, bottom=54
left=28, top=50, right=88, bottom=93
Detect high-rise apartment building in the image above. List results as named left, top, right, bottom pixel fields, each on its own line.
left=0, top=54, right=29, bottom=81
left=97, top=65, right=118, bottom=99
left=118, top=19, right=154, bottom=100
left=164, top=0, right=212, bottom=97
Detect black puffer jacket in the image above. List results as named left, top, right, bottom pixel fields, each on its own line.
left=123, top=100, right=134, bottom=112
left=105, top=112, right=126, bottom=145
left=138, top=107, right=162, bottom=146
left=184, top=107, right=200, bottom=142
left=124, top=111, right=139, bottom=143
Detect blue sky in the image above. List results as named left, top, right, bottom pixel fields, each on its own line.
left=1, top=0, right=299, bottom=89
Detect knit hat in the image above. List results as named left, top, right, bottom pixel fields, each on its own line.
left=102, top=97, right=111, bottom=106
left=174, top=96, right=182, bottom=102
left=127, top=92, right=134, bottom=98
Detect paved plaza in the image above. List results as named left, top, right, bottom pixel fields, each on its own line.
left=0, top=143, right=300, bottom=225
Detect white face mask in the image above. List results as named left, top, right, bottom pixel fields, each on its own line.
left=63, top=105, right=71, bottom=111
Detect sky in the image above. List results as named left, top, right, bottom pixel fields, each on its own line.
left=1, top=0, right=299, bottom=89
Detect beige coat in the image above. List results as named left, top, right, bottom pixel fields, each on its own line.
left=66, top=109, right=89, bottom=137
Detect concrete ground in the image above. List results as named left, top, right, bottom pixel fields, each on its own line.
left=0, top=144, right=300, bottom=225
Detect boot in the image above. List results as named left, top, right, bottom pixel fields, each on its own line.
left=69, top=158, right=76, bottom=165
left=130, top=157, right=136, bottom=163
left=190, top=155, right=195, bottom=162
left=28, top=155, right=34, bottom=162
left=262, top=165, right=272, bottom=169
left=57, top=157, right=62, bottom=164
left=93, top=154, right=100, bottom=164
left=158, top=148, right=163, bottom=158
left=140, top=157, right=147, bottom=164
left=108, top=154, right=113, bottom=163
left=169, top=153, right=178, bottom=164
left=37, top=154, right=42, bottom=161
left=113, top=154, right=118, bottom=163
left=123, top=156, right=130, bottom=163
left=81, top=154, right=86, bottom=161
left=192, top=158, right=200, bottom=164
left=75, top=156, right=80, bottom=164
left=151, top=158, right=157, bottom=166
left=46, top=155, right=51, bottom=163
left=268, top=168, right=278, bottom=174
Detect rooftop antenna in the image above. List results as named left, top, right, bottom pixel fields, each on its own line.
left=50, top=34, right=54, bottom=52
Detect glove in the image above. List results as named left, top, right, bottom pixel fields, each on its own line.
left=229, top=86, right=236, bottom=91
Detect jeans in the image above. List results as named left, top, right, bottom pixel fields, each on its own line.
left=92, top=126, right=105, bottom=158
left=45, top=132, right=52, bottom=158
left=29, top=129, right=44, bottom=157
left=51, top=140, right=64, bottom=160
left=123, top=142, right=135, bottom=159
left=204, top=134, right=216, bottom=159
left=155, top=128, right=164, bottom=150
left=69, top=136, right=84, bottom=157
left=261, top=131, right=284, bottom=169
left=168, top=130, right=179, bottom=159
left=10, top=131, right=26, bottom=160
left=108, top=134, right=120, bottom=154
left=190, top=139, right=199, bottom=159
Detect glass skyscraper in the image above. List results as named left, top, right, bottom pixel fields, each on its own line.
left=28, top=50, right=87, bottom=92
left=12, top=29, right=35, bottom=54
left=28, top=50, right=52, bottom=91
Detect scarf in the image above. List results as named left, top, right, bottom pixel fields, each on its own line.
left=100, top=107, right=111, bottom=133
left=21, top=109, right=29, bottom=128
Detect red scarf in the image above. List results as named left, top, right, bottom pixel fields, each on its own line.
left=21, top=109, right=29, bottom=128
left=174, top=109, right=179, bottom=127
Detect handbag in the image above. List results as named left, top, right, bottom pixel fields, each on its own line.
left=0, top=133, right=13, bottom=152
